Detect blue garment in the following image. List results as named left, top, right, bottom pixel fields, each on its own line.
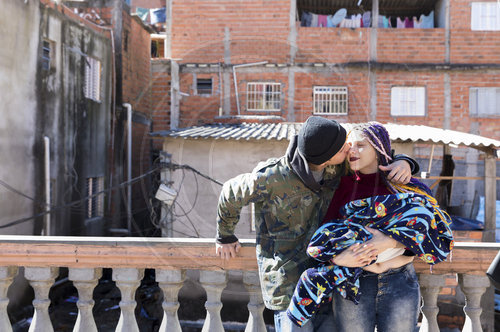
left=150, top=7, right=166, bottom=24
left=301, top=12, right=312, bottom=27
left=421, top=11, right=434, bottom=28
left=286, top=192, right=453, bottom=327
left=333, top=263, right=420, bottom=332
left=275, top=303, right=334, bottom=332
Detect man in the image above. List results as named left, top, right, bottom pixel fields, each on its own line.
left=215, top=116, right=418, bottom=331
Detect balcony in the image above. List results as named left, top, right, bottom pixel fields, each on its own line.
left=0, top=235, right=497, bottom=331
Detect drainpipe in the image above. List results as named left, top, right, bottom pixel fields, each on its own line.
left=232, top=61, right=268, bottom=115
left=123, top=103, right=132, bottom=235
left=44, top=136, right=51, bottom=236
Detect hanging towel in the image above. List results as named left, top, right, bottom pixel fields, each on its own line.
left=397, top=17, right=405, bottom=28
left=413, top=16, right=422, bottom=28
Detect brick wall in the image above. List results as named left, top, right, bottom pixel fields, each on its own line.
left=171, top=0, right=290, bottom=63
left=151, top=60, right=171, bottom=149
left=377, top=29, right=446, bottom=63
left=122, top=15, right=152, bottom=115
left=296, top=27, right=370, bottom=63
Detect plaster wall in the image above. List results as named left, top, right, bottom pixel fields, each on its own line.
left=163, top=138, right=289, bottom=239
left=0, top=0, right=40, bottom=234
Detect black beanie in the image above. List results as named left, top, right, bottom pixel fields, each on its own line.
left=298, top=116, right=347, bottom=165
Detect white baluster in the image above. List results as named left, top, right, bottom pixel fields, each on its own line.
left=457, top=274, right=490, bottom=332
left=418, top=273, right=445, bottom=332
left=243, top=271, right=266, bottom=332
left=69, top=268, right=102, bottom=332
left=200, top=270, right=227, bottom=332
left=25, top=267, right=58, bottom=332
left=0, top=267, right=18, bottom=332
left=113, top=268, right=144, bottom=332
left=157, top=269, right=185, bottom=332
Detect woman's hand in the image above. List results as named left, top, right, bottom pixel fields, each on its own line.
left=363, top=255, right=415, bottom=274
left=331, top=243, right=378, bottom=267
left=379, top=159, right=411, bottom=184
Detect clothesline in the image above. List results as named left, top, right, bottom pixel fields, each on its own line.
left=301, top=8, right=435, bottom=29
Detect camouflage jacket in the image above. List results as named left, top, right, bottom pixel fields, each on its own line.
left=216, top=151, right=342, bottom=310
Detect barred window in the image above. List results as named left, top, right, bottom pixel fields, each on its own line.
left=470, top=87, right=500, bottom=117
left=247, top=82, right=281, bottom=111
left=391, top=87, right=426, bottom=116
left=84, top=56, right=101, bottom=102
left=41, top=40, right=52, bottom=71
left=313, top=86, right=348, bottom=115
left=86, top=177, right=104, bottom=219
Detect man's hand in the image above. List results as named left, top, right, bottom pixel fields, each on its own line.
left=379, top=159, right=411, bottom=184
left=364, top=228, right=402, bottom=253
left=215, top=241, right=241, bottom=260
left=331, top=242, right=378, bottom=267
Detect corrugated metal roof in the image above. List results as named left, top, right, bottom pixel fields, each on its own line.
left=152, top=122, right=500, bottom=152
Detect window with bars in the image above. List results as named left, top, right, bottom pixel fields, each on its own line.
left=470, top=87, right=500, bottom=117
left=84, top=56, right=101, bottom=102
left=41, top=40, right=52, bottom=71
left=313, top=86, right=348, bottom=115
left=471, top=2, right=500, bottom=31
left=390, top=87, right=426, bottom=116
left=196, top=78, right=212, bottom=95
left=246, top=82, right=281, bottom=111
left=86, top=177, right=104, bottom=219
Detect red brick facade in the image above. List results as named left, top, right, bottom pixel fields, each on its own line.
left=147, top=0, right=499, bottom=142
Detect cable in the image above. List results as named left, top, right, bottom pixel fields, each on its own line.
left=0, top=166, right=162, bottom=230
left=171, top=163, right=223, bottom=186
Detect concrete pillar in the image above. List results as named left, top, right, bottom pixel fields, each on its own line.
left=243, top=271, right=266, bottom=332
left=69, top=268, right=102, bottom=332
left=25, top=267, right=58, bottom=332
left=0, top=267, right=17, bottom=332
left=200, top=270, right=227, bottom=332
left=418, top=274, right=445, bottom=332
left=458, top=274, right=490, bottom=332
left=483, top=154, right=497, bottom=242
left=165, top=0, right=172, bottom=58
left=157, top=269, right=185, bottom=332
left=113, top=268, right=144, bottom=332
left=170, top=61, right=180, bottom=129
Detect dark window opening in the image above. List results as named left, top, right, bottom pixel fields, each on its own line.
left=197, top=78, right=212, bottom=95
left=42, top=40, right=51, bottom=71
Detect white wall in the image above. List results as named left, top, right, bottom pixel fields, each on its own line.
left=163, top=138, right=289, bottom=239
left=0, top=0, right=40, bottom=234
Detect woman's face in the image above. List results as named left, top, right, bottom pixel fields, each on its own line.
left=348, top=137, right=379, bottom=174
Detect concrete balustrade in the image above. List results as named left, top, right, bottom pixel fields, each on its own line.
left=0, top=237, right=495, bottom=331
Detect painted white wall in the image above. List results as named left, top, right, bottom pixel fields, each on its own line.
left=163, top=138, right=289, bottom=239
left=0, top=0, right=40, bottom=234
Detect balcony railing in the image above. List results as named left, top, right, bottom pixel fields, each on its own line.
left=0, top=235, right=497, bottom=332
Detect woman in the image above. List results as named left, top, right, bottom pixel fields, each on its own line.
left=286, top=122, right=453, bottom=331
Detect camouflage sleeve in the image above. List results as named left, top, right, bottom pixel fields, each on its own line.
left=216, top=170, right=269, bottom=243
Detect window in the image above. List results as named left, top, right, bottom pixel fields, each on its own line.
left=313, top=86, right=348, bottom=115
left=471, top=2, right=500, bottom=30
left=470, top=87, right=500, bottom=117
left=84, top=56, right=101, bottom=102
left=391, top=87, right=426, bottom=116
left=247, top=82, right=281, bottom=111
left=41, top=40, right=52, bottom=71
left=86, top=177, right=104, bottom=219
left=196, top=78, right=212, bottom=95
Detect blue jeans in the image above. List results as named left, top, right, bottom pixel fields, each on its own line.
left=333, top=263, right=420, bottom=332
left=274, top=301, right=335, bottom=332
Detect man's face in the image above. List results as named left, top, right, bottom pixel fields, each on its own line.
left=322, top=141, right=351, bottom=166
